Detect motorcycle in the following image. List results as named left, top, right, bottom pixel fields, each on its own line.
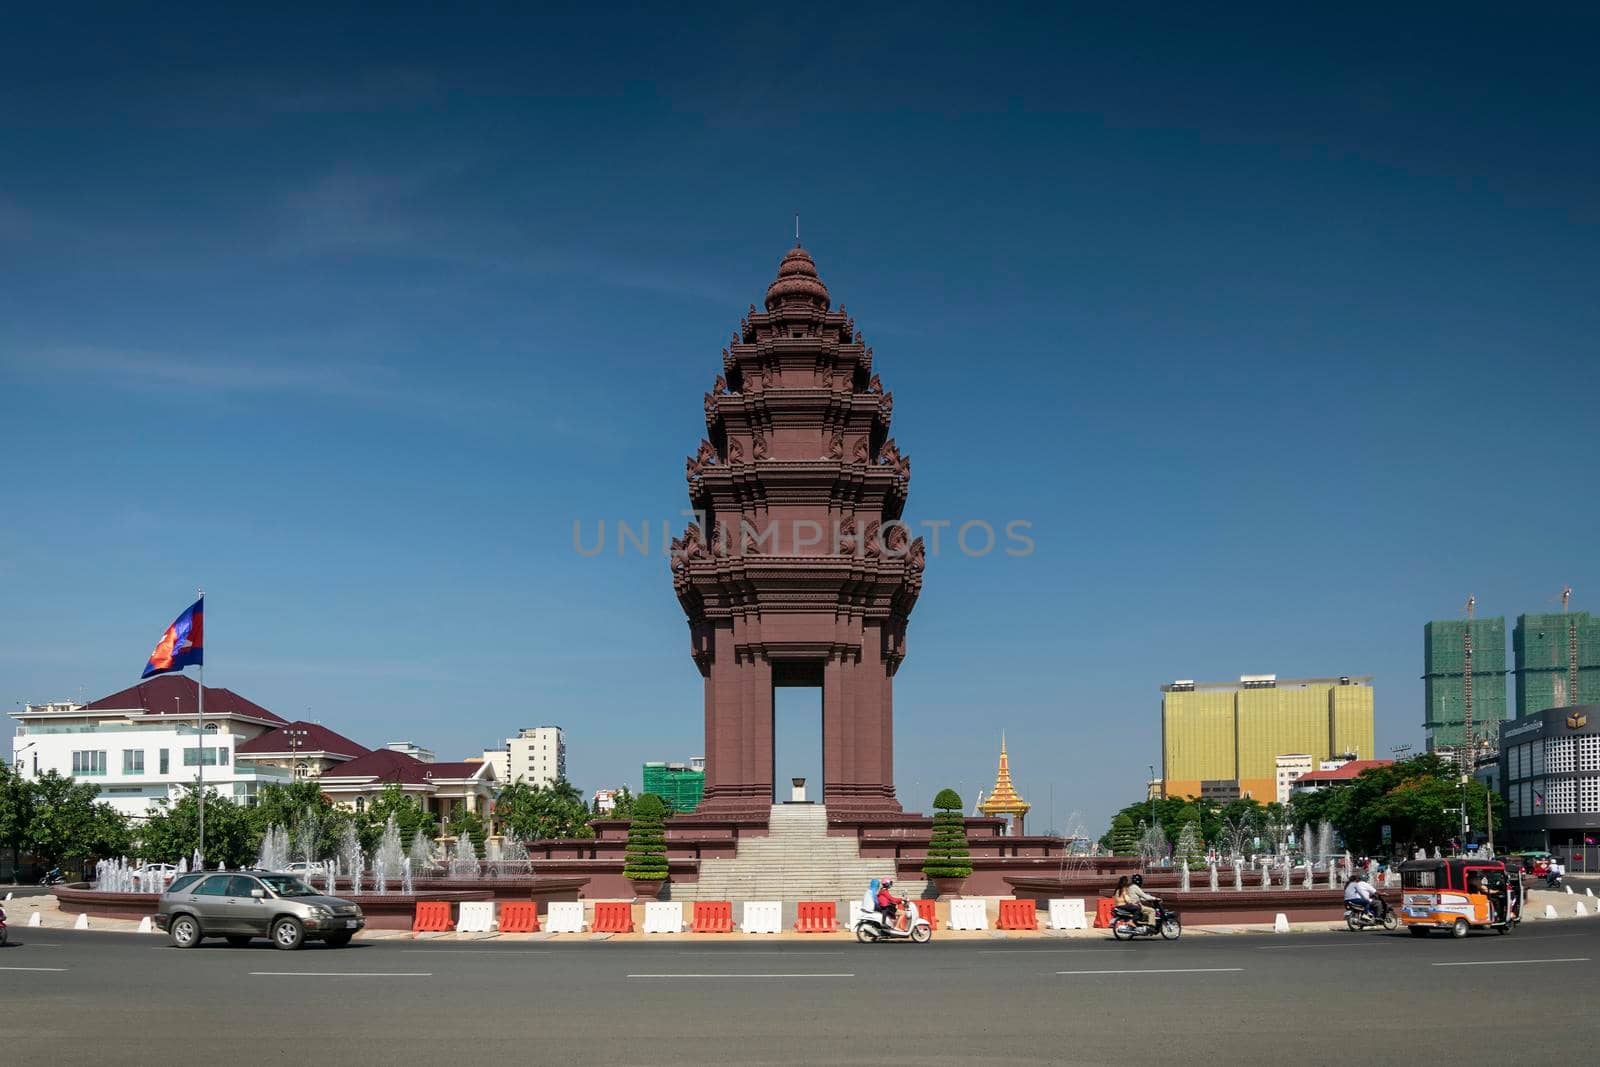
left=1345, top=897, right=1398, bottom=931
left=1543, top=871, right=1564, bottom=890
left=1111, top=899, right=1181, bottom=940
left=0, top=902, right=7, bottom=946
left=855, top=899, right=933, bottom=943
left=38, top=868, right=65, bottom=887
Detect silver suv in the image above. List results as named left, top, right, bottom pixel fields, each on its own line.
left=156, top=870, right=364, bottom=950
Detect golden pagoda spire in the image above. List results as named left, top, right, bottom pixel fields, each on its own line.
left=978, top=734, right=1030, bottom=828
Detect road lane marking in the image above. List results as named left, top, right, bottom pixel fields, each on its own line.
left=249, top=971, right=433, bottom=977
left=1056, top=967, right=1244, bottom=976
left=0, top=966, right=68, bottom=972
left=672, top=951, right=847, bottom=957
left=627, top=973, right=854, bottom=979
left=1431, top=958, right=1589, bottom=968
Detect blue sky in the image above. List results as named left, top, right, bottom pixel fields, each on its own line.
left=3, top=6, right=1596, bottom=833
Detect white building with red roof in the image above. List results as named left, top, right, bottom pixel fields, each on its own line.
left=317, top=748, right=497, bottom=826
left=9, top=676, right=297, bottom=819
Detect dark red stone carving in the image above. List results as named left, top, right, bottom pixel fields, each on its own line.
left=674, top=246, right=922, bottom=817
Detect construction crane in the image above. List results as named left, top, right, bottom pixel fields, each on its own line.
left=1461, top=595, right=1475, bottom=776
left=1562, top=586, right=1577, bottom=708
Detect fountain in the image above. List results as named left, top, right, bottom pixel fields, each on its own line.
left=401, top=859, right=414, bottom=895
left=1180, top=863, right=1191, bottom=891
left=1327, top=862, right=1337, bottom=888
left=374, top=857, right=387, bottom=894
left=1302, top=860, right=1313, bottom=888
left=256, top=823, right=291, bottom=873
left=1233, top=859, right=1243, bottom=891
left=192, top=848, right=203, bottom=872
left=375, top=816, right=405, bottom=895
left=337, top=822, right=363, bottom=894
left=497, top=832, right=531, bottom=878
left=1136, top=822, right=1169, bottom=871
left=1208, top=863, right=1219, bottom=891
left=449, top=831, right=480, bottom=880
left=1282, top=862, right=1291, bottom=889
left=296, top=806, right=324, bottom=878
left=409, top=829, right=434, bottom=876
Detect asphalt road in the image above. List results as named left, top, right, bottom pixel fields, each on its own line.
left=3, top=923, right=1599, bottom=1065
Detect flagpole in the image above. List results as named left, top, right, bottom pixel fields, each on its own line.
left=196, top=587, right=205, bottom=869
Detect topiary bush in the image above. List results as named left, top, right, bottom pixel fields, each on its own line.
left=622, top=792, right=669, bottom=883
left=921, top=788, right=973, bottom=879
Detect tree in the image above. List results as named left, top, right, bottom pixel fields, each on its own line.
left=447, top=808, right=487, bottom=851
left=622, top=793, right=669, bottom=884
left=1109, top=813, right=1138, bottom=856
left=250, top=781, right=332, bottom=837
left=0, top=763, right=37, bottom=876
left=922, top=789, right=973, bottom=880
left=593, top=785, right=635, bottom=821
left=357, top=784, right=437, bottom=853
left=497, top=779, right=591, bottom=841
left=136, top=786, right=256, bottom=868
left=28, top=772, right=118, bottom=868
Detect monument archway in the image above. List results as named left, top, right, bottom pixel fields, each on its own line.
left=673, top=245, right=925, bottom=819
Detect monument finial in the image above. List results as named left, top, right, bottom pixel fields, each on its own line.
left=795, top=211, right=801, bottom=247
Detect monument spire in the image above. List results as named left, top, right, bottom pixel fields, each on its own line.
left=978, top=734, right=1030, bottom=835
left=673, top=243, right=923, bottom=818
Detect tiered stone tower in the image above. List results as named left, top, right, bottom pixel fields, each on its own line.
left=673, top=245, right=925, bottom=819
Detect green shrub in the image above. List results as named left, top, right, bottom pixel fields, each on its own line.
left=921, top=788, right=973, bottom=879
left=622, top=793, right=669, bottom=882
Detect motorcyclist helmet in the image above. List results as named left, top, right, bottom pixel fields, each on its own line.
left=1130, top=874, right=1143, bottom=887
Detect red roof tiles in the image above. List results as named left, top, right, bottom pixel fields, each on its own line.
left=1296, top=759, right=1394, bottom=785
left=81, top=675, right=286, bottom=725
left=235, top=721, right=370, bottom=759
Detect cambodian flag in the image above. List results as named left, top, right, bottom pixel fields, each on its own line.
left=141, top=597, right=204, bottom=678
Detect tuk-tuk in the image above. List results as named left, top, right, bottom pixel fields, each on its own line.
left=1399, top=857, right=1519, bottom=937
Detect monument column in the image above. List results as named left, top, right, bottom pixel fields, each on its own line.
left=673, top=245, right=925, bottom=820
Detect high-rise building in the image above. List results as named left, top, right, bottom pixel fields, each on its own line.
left=1515, top=612, right=1600, bottom=715
left=1161, top=675, right=1375, bottom=801
left=503, top=726, right=566, bottom=787
left=643, top=759, right=704, bottom=813
left=1423, top=616, right=1509, bottom=751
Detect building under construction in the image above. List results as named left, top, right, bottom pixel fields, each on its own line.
left=1423, top=616, right=1508, bottom=752
left=1515, top=611, right=1600, bottom=714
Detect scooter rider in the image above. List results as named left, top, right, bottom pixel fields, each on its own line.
left=1344, top=873, right=1381, bottom=918
left=877, top=878, right=904, bottom=930
left=1125, top=873, right=1159, bottom=926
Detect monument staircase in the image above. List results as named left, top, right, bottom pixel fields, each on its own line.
left=672, top=805, right=925, bottom=905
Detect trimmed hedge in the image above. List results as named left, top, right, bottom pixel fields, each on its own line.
left=623, top=792, right=669, bottom=882
left=921, top=788, right=973, bottom=879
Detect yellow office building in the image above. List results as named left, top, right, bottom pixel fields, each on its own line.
left=1161, top=675, right=1375, bottom=801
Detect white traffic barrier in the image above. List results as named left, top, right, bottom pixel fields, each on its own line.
left=1544, top=904, right=1558, bottom=919
left=742, top=900, right=782, bottom=934
left=643, top=901, right=683, bottom=934
left=137, top=916, right=153, bottom=934
left=1576, top=902, right=1589, bottom=918
left=455, top=900, right=496, bottom=933
left=3, top=890, right=11, bottom=901
left=1048, top=898, right=1088, bottom=931
left=1273, top=913, right=1290, bottom=933
left=545, top=901, right=585, bottom=933
left=948, top=898, right=988, bottom=931
left=1586, top=887, right=1595, bottom=897
left=1565, top=885, right=1574, bottom=895
left=28, top=912, right=41, bottom=927
left=74, top=913, right=89, bottom=930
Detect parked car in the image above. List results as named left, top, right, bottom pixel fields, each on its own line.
left=156, top=870, right=364, bottom=950
left=285, top=861, right=329, bottom=878
left=135, top=864, right=177, bottom=888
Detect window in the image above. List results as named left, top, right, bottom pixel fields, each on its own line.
left=227, top=876, right=262, bottom=897
left=1548, top=738, right=1576, bottom=774
left=1581, top=778, right=1600, bottom=814
left=123, top=749, right=144, bottom=774
left=182, top=748, right=224, bottom=767
left=355, top=797, right=366, bottom=813
left=193, top=875, right=232, bottom=896
left=1547, top=779, right=1577, bottom=815
left=167, top=873, right=204, bottom=895
left=71, top=751, right=107, bottom=776
left=159, top=748, right=169, bottom=774
left=1531, top=739, right=1545, bottom=776
left=1580, top=735, right=1600, bottom=772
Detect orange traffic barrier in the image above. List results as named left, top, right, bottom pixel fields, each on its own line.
left=498, top=901, right=540, bottom=933
left=912, top=902, right=939, bottom=930
left=1093, top=897, right=1116, bottom=929
left=692, top=900, right=734, bottom=933
left=794, top=900, right=837, bottom=933
left=997, top=899, right=1038, bottom=930
left=592, top=901, right=634, bottom=933
left=412, top=901, right=452, bottom=932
